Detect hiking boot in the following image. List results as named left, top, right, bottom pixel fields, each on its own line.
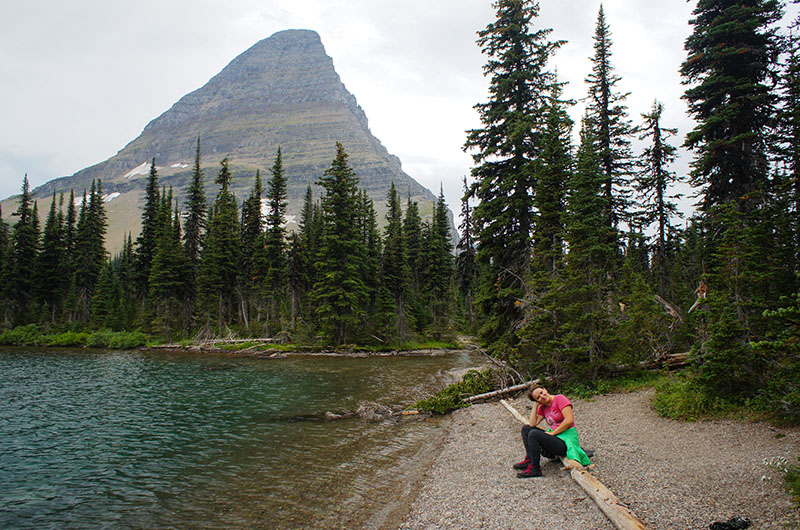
left=512, top=456, right=530, bottom=470
left=516, top=464, right=542, bottom=478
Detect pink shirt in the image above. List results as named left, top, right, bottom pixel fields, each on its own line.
left=536, top=394, right=575, bottom=431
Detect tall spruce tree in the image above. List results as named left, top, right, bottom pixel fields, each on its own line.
left=425, top=187, right=454, bottom=336
left=635, top=100, right=683, bottom=296
left=681, top=0, right=783, bottom=208
left=464, top=0, right=563, bottom=347
left=10, top=175, right=40, bottom=323
left=533, top=78, right=573, bottom=274
left=456, top=176, right=477, bottom=329
left=183, top=138, right=207, bottom=283
left=311, top=143, right=368, bottom=345
left=149, top=200, right=192, bottom=340
left=584, top=5, right=634, bottom=231
left=383, top=182, right=410, bottom=340
left=35, top=192, right=68, bottom=322
left=72, top=181, right=108, bottom=322
left=240, top=170, right=264, bottom=329
left=197, top=158, right=241, bottom=333
left=262, top=148, right=289, bottom=332
left=135, top=159, right=161, bottom=296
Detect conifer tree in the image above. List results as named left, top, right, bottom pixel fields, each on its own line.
left=533, top=79, right=573, bottom=274
left=425, top=187, right=454, bottom=336
left=681, top=0, right=782, bottom=208
left=72, top=181, right=108, bottom=322
left=135, top=159, right=161, bottom=296
left=383, top=182, right=410, bottom=340
left=635, top=100, right=683, bottom=296
left=456, top=176, right=477, bottom=328
left=311, top=143, right=368, bottom=344
left=149, top=200, right=192, bottom=340
left=35, top=192, right=68, bottom=322
left=584, top=5, right=634, bottom=230
left=402, top=196, right=426, bottom=331
left=262, top=148, right=289, bottom=332
left=90, top=260, right=119, bottom=330
left=358, top=190, right=387, bottom=337
left=288, top=185, right=317, bottom=328
left=240, top=170, right=264, bottom=329
left=0, top=207, right=12, bottom=324
left=198, top=158, right=241, bottom=333
left=183, top=138, right=207, bottom=284
left=464, top=0, right=563, bottom=346
left=10, top=175, right=40, bottom=323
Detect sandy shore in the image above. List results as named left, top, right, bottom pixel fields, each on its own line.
left=396, top=389, right=800, bottom=530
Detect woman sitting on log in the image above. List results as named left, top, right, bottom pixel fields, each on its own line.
left=514, top=386, right=591, bottom=478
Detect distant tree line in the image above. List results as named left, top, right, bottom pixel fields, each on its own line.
left=0, top=141, right=459, bottom=346
left=460, top=0, right=800, bottom=419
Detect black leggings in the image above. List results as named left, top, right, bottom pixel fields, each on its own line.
left=521, top=425, right=567, bottom=467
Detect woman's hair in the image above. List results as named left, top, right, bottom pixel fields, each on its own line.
left=526, top=385, right=543, bottom=401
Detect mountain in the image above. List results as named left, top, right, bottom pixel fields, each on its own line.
left=2, top=29, right=442, bottom=253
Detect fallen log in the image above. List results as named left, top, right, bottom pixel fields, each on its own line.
left=462, top=379, right=539, bottom=403
left=500, top=399, right=649, bottom=530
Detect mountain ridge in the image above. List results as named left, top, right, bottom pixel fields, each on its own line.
left=2, top=29, right=444, bottom=253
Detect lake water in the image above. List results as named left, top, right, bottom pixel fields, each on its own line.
left=0, top=348, right=482, bottom=529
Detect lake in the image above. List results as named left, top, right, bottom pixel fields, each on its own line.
left=0, top=348, right=482, bottom=529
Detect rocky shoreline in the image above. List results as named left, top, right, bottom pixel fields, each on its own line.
left=397, top=389, right=800, bottom=530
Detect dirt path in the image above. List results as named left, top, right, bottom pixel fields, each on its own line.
left=397, top=389, right=800, bottom=530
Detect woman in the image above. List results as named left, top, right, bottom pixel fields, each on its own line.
left=513, top=386, right=590, bottom=478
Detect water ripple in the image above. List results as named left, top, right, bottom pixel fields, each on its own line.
left=0, top=348, right=478, bottom=529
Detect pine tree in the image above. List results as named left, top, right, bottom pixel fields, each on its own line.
left=262, top=148, right=289, bottom=333
left=456, top=176, right=477, bottom=329
left=311, top=143, right=368, bottom=345
left=681, top=0, right=783, bottom=208
left=197, top=158, right=241, bottom=333
left=635, top=100, right=683, bottom=296
left=533, top=78, right=573, bottom=274
left=288, top=185, right=317, bottom=329
left=584, top=4, right=634, bottom=231
left=149, top=200, right=192, bottom=340
left=383, top=182, right=410, bottom=340
left=72, top=181, right=108, bottom=322
left=35, top=192, right=68, bottom=322
left=240, top=170, right=264, bottom=329
left=425, top=187, right=454, bottom=337
left=10, top=175, right=40, bottom=323
left=134, top=159, right=161, bottom=296
left=402, top=195, right=426, bottom=332
left=464, top=0, right=563, bottom=346
left=0, top=206, right=12, bottom=324
left=183, top=138, right=207, bottom=285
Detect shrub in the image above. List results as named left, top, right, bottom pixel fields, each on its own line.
left=414, top=369, right=494, bottom=414
left=47, top=332, right=91, bottom=347
left=0, top=324, right=45, bottom=346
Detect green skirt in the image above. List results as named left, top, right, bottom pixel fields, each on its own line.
left=548, top=426, right=591, bottom=466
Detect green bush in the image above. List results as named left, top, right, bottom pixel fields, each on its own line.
left=87, top=330, right=148, bottom=349
left=414, top=369, right=494, bottom=415
left=0, top=324, right=45, bottom=346
left=47, top=332, right=91, bottom=347
left=651, top=374, right=736, bottom=421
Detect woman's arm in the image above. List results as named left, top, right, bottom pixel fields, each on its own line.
left=528, top=407, right=543, bottom=428
left=547, top=404, right=574, bottom=436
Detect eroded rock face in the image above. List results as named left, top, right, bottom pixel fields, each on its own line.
left=31, top=29, right=441, bottom=251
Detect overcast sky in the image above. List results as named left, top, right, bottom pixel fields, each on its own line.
left=1, top=0, right=797, bottom=221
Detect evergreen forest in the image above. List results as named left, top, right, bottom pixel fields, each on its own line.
left=1, top=0, right=799, bottom=421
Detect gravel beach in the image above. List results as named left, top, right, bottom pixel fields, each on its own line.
left=397, top=389, right=800, bottom=530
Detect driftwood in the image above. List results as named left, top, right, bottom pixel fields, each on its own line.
left=463, top=379, right=539, bottom=403
left=654, top=295, right=683, bottom=323
left=500, top=399, right=649, bottom=530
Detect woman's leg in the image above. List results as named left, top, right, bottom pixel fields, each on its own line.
left=525, top=428, right=567, bottom=469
